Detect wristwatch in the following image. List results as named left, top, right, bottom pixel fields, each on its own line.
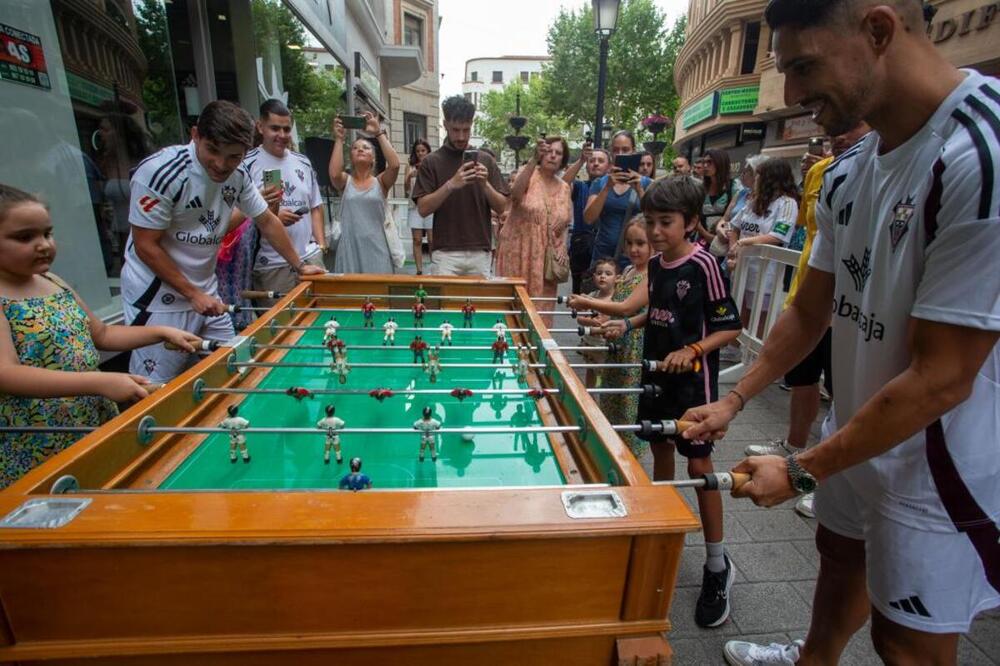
left=786, top=454, right=818, bottom=494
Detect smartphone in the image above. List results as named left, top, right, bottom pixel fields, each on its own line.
left=613, top=153, right=643, bottom=173
left=807, top=137, right=825, bottom=156
left=584, top=131, right=593, bottom=143
left=462, top=149, right=479, bottom=164
left=263, top=169, right=283, bottom=189
left=292, top=206, right=310, bottom=216
left=339, top=115, right=367, bottom=130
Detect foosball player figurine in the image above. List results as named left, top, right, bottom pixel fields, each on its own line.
left=425, top=347, right=442, bottom=383
left=461, top=298, right=475, bottom=327
left=219, top=404, right=250, bottom=463
left=412, top=299, right=427, bottom=328
left=325, top=335, right=345, bottom=359
left=491, top=337, right=509, bottom=364
left=382, top=317, right=398, bottom=346
left=323, top=317, right=340, bottom=344
left=439, top=319, right=454, bottom=346
left=361, top=297, right=376, bottom=328
left=331, top=348, right=351, bottom=384
left=492, top=318, right=508, bottom=340
left=414, top=283, right=428, bottom=302
left=316, top=404, right=345, bottom=464
left=339, top=457, right=372, bottom=491
left=410, top=335, right=429, bottom=365
left=414, top=406, right=441, bottom=462
left=513, top=345, right=531, bottom=383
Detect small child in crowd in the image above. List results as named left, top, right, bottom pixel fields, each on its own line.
left=0, top=184, right=199, bottom=490
left=576, top=257, right=616, bottom=387
left=569, top=178, right=741, bottom=630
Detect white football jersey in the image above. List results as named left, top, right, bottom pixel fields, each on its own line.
left=810, top=70, right=1000, bottom=532
left=242, top=147, right=322, bottom=268
left=122, top=142, right=268, bottom=313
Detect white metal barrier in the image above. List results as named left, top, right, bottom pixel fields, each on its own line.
left=720, top=244, right=803, bottom=384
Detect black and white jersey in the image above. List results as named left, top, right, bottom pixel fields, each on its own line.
left=121, top=142, right=268, bottom=313
left=810, top=70, right=1000, bottom=532
left=242, top=147, right=322, bottom=268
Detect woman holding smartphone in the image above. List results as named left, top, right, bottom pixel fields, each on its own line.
left=328, top=113, right=400, bottom=274
left=405, top=139, right=433, bottom=274
left=583, top=130, right=651, bottom=271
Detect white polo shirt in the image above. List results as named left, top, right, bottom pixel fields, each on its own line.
left=122, top=142, right=268, bottom=313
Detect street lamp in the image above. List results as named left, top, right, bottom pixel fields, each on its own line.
left=592, top=0, right=621, bottom=149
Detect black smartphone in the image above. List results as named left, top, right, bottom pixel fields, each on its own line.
left=462, top=149, right=479, bottom=164
left=613, top=153, right=643, bottom=173
left=807, top=137, right=825, bottom=156
left=293, top=206, right=310, bottom=216
left=339, top=115, right=367, bottom=130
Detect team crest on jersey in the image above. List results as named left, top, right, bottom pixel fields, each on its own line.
left=889, top=197, right=915, bottom=252
left=222, top=185, right=237, bottom=207
left=161, top=294, right=175, bottom=305
left=295, top=168, right=305, bottom=181
left=142, top=359, right=157, bottom=373
left=842, top=247, right=872, bottom=293
left=675, top=280, right=691, bottom=301
left=199, top=210, right=220, bottom=233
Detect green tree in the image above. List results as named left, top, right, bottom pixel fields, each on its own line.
left=541, top=0, right=685, bottom=141
left=133, top=0, right=184, bottom=145
left=475, top=77, right=578, bottom=165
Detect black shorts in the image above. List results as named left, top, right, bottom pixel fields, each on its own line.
left=636, top=376, right=715, bottom=459
left=784, top=327, right=832, bottom=391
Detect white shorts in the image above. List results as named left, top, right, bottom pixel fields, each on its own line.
left=408, top=208, right=434, bottom=231
left=431, top=250, right=492, bottom=277
left=815, top=465, right=1000, bottom=633
left=122, top=304, right=235, bottom=383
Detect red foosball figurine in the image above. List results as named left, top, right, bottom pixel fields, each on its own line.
left=450, top=388, right=474, bottom=401
left=412, top=300, right=427, bottom=328
left=286, top=386, right=314, bottom=401
left=491, top=338, right=509, bottom=364
left=461, top=299, right=476, bottom=328
left=361, top=297, right=376, bottom=328
left=369, top=388, right=395, bottom=402
left=527, top=388, right=548, bottom=400
left=409, top=335, right=429, bottom=365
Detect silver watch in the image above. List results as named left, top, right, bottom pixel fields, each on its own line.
left=786, top=454, right=817, bottom=495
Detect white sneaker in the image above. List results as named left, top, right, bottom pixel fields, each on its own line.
left=744, top=438, right=798, bottom=457
left=724, top=639, right=804, bottom=665
left=795, top=492, right=815, bottom=518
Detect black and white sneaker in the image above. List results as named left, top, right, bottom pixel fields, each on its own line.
left=695, top=554, right=735, bottom=628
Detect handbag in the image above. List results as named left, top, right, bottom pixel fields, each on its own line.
left=542, top=188, right=570, bottom=283
left=383, top=199, right=406, bottom=270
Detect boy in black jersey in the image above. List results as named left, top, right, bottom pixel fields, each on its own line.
left=569, top=177, right=741, bottom=628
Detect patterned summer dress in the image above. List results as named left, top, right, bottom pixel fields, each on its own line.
left=598, top=266, right=647, bottom=457
left=0, top=276, right=118, bottom=489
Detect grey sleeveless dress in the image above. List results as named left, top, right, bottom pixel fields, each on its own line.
left=334, top=177, right=394, bottom=274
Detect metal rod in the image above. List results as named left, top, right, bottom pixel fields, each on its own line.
left=253, top=343, right=615, bottom=353
left=233, top=361, right=546, bottom=369
left=200, top=386, right=650, bottom=397
left=246, top=306, right=527, bottom=315
left=270, top=325, right=531, bottom=333
left=652, top=472, right=751, bottom=492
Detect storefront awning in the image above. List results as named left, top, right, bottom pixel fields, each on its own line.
left=380, top=44, right=423, bottom=88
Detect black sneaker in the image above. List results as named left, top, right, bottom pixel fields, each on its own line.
left=695, top=554, right=734, bottom=628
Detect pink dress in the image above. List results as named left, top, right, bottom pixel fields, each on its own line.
left=496, top=171, right=571, bottom=298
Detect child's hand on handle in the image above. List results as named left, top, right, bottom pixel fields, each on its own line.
left=661, top=347, right=701, bottom=373
left=159, top=328, right=200, bottom=353
left=600, top=319, right=626, bottom=340
left=101, top=373, right=152, bottom=403
left=566, top=294, right=590, bottom=311
left=730, top=456, right=797, bottom=507
left=678, top=394, right=742, bottom=441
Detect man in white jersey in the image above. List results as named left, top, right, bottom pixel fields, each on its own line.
left=122, top=101, right=324, bottom=383
left=236, top=100, right=326, bottom=308
left=678, top=2, right=1000, bottom=664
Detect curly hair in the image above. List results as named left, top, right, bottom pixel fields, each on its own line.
left=752, top=159, right=800, bottom=217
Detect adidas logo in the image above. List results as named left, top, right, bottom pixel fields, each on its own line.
left=889, top=596, right=931, bottom=618
left=185, top=196, right=203, bottom=210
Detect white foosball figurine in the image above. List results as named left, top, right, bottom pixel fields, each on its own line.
left=492, top=318, right=508, bottom=341
left=439, top=320, right=454, bottom=346
left=425, top=347, right=442, bottom=383
left=219, top=404, right=250, bottom=463
left=414, top=406, right=441, bottom=462
left=316, top=404, right=345, bottom=464
left=383, top=317, right=398, bottom=346
left=322, top=317, right=340, bottom=345
left=331, top=349, right=351, bottom=384
left=514, top=345, right=531, bottom=383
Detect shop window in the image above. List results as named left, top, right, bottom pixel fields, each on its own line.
left=741, top=21, right=761, bottom=74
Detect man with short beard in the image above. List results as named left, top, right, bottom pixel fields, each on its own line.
left=678, top=1, right=1000, bottom=664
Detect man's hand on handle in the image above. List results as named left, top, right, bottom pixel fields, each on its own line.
left=730, top=455, right=797, bottom=507
left=679, top=393, right=742, bottom=442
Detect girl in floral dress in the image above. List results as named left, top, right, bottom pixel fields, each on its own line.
left=0, top=184, right=197, bottom=489
left=586, top=217, right=652, bottom=457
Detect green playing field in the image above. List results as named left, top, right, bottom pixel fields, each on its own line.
left=160, top=309, right=565, bottom=490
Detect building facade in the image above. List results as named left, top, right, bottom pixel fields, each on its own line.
left=461, top=55, right=549, bottom=147
left=0, top=0, right=425, bottom=319
left=673, top=0, right=1000, bottom=171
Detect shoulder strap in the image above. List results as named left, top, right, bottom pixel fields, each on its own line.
left=42, top=273, right=71, bottom=292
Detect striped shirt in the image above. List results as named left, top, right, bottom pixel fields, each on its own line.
left=810, top=70, right=1000, bottom=532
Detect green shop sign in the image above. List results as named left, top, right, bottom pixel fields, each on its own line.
left=682, top=92, right=717, bottom=130
left=67, top=72, right=114, bottom=107
left=718, top=85, right=760, bottom=115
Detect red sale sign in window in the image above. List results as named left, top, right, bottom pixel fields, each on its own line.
left=0, top=22, right=50, bottom=90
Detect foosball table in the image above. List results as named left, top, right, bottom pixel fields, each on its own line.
left=0, top=274, right=706, bottom=665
